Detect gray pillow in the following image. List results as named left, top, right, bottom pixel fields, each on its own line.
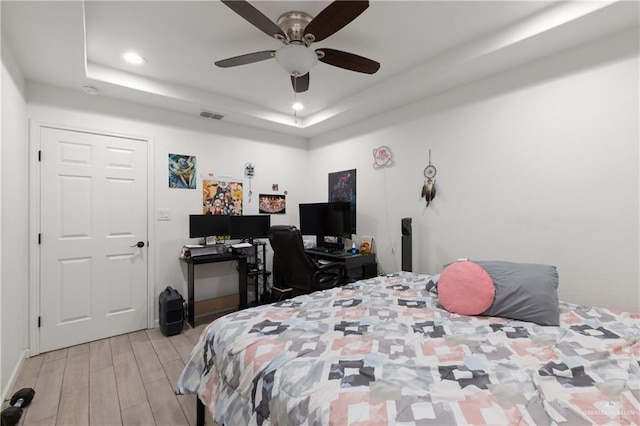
left=474, top=261, right=560, bottom=326
left=426, top=273, right=440, bottom=294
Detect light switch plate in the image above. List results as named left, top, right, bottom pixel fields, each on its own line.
left=157, top=208, right=170, bottom=221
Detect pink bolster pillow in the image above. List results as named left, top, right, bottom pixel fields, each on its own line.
left=438, top=261, right=495, bottom=315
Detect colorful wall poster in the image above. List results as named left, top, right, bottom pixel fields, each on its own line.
left=203, top=179, right=243, bottom=215
left=168, top=154, right=196, bottom=189
left=259, top=194, right=286, bottom=214
left=328, top=169, right=356, bottom=233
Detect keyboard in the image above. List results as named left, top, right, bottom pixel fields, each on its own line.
left=307, top=248, right=341, bottom=255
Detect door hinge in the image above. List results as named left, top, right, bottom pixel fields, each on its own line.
left=38, top=316, right=41, bottom=328
left=38, top=234, right=41, bottom=244
left=38, top=150, right=41, bottom=161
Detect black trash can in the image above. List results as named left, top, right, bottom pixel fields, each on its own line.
left=159, top=286, right=185, bottom=336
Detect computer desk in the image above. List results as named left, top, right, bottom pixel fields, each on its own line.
left=305, top=249, right=377, bottom=280
left=182, top=253, right=247, bottom=328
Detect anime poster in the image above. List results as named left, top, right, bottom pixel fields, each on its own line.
left=203, top=179, right=243, bottom=215
left=168, top=154, right=196, bottom=189
left=328, top=169, right=356, bottom=233
left=259, top=194, right=286, bottom=214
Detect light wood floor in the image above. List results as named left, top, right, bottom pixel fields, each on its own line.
left=3, top=323, right=209, bottom=426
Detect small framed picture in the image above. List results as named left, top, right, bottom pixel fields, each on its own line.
left=259, top=194, right=286, bottom=214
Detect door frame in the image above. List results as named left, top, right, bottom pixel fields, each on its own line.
left=28, top=120, right=156, bottom=355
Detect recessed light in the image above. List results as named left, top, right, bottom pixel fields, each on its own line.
left=82, top=86, right=100, bottom=96
left=122, top=51, right=146, bottom=65
left=292, top=102, right=304, bottom=111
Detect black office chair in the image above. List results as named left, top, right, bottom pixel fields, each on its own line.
left=268, top=225, right=346, bottom=297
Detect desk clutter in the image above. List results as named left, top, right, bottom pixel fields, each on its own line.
left=180, top=243, right=257, bottom=258
left=180, top=244, right=229, bottom=258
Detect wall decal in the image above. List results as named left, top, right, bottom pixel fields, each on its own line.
left=245, top=163, right=255, bottom=201
left=372, top=146, right=395, bottom=169
left=168, top=153, right=196, bottom=189
left=244, top=163, right=255, bottom=178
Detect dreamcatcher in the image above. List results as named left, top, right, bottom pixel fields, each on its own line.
left=421, top=150, right=437, bottom=207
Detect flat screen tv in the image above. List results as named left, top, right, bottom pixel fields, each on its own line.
left=229, top=215, right=271, bottom=240
left=188, top=214, right=230, bottom=238
left=299, top=202, right=352, bottom=239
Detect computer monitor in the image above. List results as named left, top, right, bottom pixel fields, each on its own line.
left=299, top=202, right=353, bottom=240
left=325, top=201, right=352, bottom=238
left=299, top=203, right=326, bottom=236
left=189, top=214, right=230, bottom=239
left=229, top=215, right=271, bottom=241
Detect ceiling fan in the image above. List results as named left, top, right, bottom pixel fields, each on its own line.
left=215, top=0, right=381, bottom=93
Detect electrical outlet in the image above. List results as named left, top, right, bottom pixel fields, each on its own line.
left=157, top=208, right=170, bottom=221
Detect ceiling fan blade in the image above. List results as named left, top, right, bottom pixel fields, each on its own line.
left=303, top=1, right=369, bottom=43
left=221, top=0, right=285, bottom=40
left=317, top=48, right=380, bottom=74
left=215, top=50, right=275, bottom=68
left=291, top=73, right=310, bottom=93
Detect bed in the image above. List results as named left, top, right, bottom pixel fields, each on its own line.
left=176, top=271, right=640, bottom=425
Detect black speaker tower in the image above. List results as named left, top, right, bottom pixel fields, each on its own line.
left=401, top=218, right=412, bottom=272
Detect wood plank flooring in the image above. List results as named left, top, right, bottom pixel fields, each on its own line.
left=3, top=323, right=208, bottom=426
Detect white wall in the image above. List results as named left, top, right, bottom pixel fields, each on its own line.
left=26, top=83, right=308, bottom=320
left=1, top=38, right=29, bottom=398
left=308, top=29, right=639, bottom=313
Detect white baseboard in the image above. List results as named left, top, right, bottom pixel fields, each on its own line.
left=1, top=348, right=29, bottom=402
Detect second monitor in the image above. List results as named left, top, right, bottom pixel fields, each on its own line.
left=299, top=202, right=353, bottom=251
left=189, top=214, right=229, bottom=239
left=229, top=215, right=271, bottom=241
left=189, top=214, right=271, bottom=242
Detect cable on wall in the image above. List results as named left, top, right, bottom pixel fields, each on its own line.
left=381, top=167, right=399, bottom=274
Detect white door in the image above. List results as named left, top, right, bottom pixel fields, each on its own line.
left=39, top=127, right=148, bottom=352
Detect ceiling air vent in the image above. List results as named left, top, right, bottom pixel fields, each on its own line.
left=200, top=110, right=224, bottom=120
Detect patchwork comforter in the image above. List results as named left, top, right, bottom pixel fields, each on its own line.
left=176, top=272, right=640, bottom=425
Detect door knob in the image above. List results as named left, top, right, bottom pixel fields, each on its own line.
left=130, top=241, right=145, bottom=248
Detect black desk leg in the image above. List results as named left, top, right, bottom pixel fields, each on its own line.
left=187, top=263, right=195, bottom=328
left=196, top=397, right=205, bottom=426
left=238, top=257, right=248, bottom=309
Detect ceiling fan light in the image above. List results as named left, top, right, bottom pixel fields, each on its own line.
left=275, top=44, right=318, bottom=76
left=292, top=102, right=304, bottom=111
